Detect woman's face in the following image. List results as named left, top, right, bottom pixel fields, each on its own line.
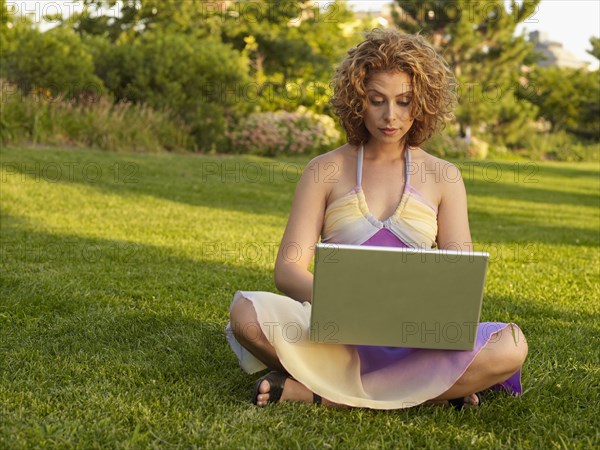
left=363, top=71, right=414, bottom=147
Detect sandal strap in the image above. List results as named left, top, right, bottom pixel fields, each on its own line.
left=252, top=371, right=288, bottom=405
left=448, top=397, right=465, bottom=411
left=449, top=392, right=482, bottom=411
left=252, top=371, right=324, bottom=406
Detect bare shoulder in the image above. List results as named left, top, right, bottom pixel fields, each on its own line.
left=413, top=149, right=472, bottom=249
left=305, top=143, right=354, bottom=174
left=411, top=147, right=464, bottom=185
left=300, top=143, right=356, bottom=188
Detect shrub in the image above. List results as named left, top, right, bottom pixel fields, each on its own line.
left=1, top=25, right=104, bottom=99
left=517, top=130, right=599, bottom=162
left=421, top=131, right=469, bottom=159
left=85, top=32, right=252, bottom=152
left=226, top=108, right=341, bottom=156
left=546, top=142, right=600, bottom=162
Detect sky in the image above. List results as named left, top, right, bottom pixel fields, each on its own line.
left=348, top=0, right=600, bottom=69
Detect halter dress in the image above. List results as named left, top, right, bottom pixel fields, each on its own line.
left=226, top=145, right=522, bottom=409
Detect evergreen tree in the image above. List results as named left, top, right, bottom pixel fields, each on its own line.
left=525, top=66, right=599, bottom=140
left=588, top=36, right=600, bottom=61
left=392, top=0, right=540, bottom=146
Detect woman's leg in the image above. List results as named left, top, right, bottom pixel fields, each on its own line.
left=431, top=324, right=528, bottom=403
left=229, top=296, right=344, bottom=407
left=229, top=296, right=285, bottom=372
left=252, top=323, right=528, bottom=408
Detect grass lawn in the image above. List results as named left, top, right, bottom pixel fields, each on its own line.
left=1, top=146, right=598, bottom=449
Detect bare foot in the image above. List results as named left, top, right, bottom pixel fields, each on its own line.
left=427, top=393, right=481, bottom=408
left=463, top=393, right=481, bottom=407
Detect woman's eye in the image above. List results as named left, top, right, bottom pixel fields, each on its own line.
left=369, top=98, right=384, bottom=106
left=398, top=100, right=411, bottom=107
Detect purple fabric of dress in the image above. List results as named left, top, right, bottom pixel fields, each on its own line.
left=355, top=224, right=522, bottom=395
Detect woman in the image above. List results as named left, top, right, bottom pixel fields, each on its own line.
left=226, top=29, right=528, bottom=409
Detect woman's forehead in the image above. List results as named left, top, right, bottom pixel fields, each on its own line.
left=366, top=72, right=412, bottom=95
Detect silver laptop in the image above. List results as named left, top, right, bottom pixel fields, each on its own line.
left=310, top=243, right=489, bottom=350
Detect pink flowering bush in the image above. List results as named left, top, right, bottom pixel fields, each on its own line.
left=227, top=108, right=341, bottom=156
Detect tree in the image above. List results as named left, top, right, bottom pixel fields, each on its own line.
left=60, top=1, right=361, bottom=115
left=525, top=66, right=600, bottom=140
left=0, top=0, right=12, bottom=27
left=588, top=36, right=600, bottom=61
left=60, top=0, right=221, bottom=42
left=0, top=0, right=17, bottom=62
left=393, top=0, right=541, bottom=145
left=51, top=1, right=252, bottom=150
left=1, top=25, right=104, bottom=99
left=220, top=1, right=359, bottom=113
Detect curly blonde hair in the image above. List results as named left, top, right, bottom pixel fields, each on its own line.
left=331, top=29, right=456, bottom=147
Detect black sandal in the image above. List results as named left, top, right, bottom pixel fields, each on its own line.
left=252, top=371, right=287, bottom=405
left=449, top=392, right=482, bottom=411
left=252, top=371, right=323, bottom=406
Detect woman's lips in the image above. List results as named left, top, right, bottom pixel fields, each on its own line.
left=380, top=128, right=398, bottom=136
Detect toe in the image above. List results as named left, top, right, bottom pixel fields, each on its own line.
left=256, top=382, right=271, bottom=407
left=465, top=393, right=479, bottom=406
left=254, top=374, right=292, bottom=406
left=258, top=380, right=271, bottom=395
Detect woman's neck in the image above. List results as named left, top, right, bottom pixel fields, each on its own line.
left=363, top=139, right=408, bottom=163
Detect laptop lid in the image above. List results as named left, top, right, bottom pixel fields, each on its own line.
left=310, top=243, right=489, bottom=350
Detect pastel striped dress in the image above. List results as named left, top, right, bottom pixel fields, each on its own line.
left=226, top=145, right=522, bottom=409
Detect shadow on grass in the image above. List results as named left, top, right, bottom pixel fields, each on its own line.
left=4, top=148, right=599, bottom=218
left=469, top=210, right=600, bottom=246
left=482, top=293, right=599, bottom=326
left=460, top=161, right=599, bottom=208
left=2, top=147, right=300, bottom=217
left=496, top=161, right=599, bottom=180
left=0, top=220, right=274, bottom=403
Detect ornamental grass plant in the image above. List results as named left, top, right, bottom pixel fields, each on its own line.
left=0, top=80, right=195, bottom=152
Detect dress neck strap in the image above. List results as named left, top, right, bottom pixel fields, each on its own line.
left=357, top=145, right=364, bottom=187
left=357, top=143, right=410, bottom=187
left=405, top=144, right=411, bottom=185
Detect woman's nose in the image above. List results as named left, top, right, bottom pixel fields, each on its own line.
left=383, top=102, right=395, bottom=122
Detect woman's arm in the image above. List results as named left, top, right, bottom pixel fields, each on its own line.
left=274, top=157, right=330, bottom=303
left=436, top=162, right=473, bottom=252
